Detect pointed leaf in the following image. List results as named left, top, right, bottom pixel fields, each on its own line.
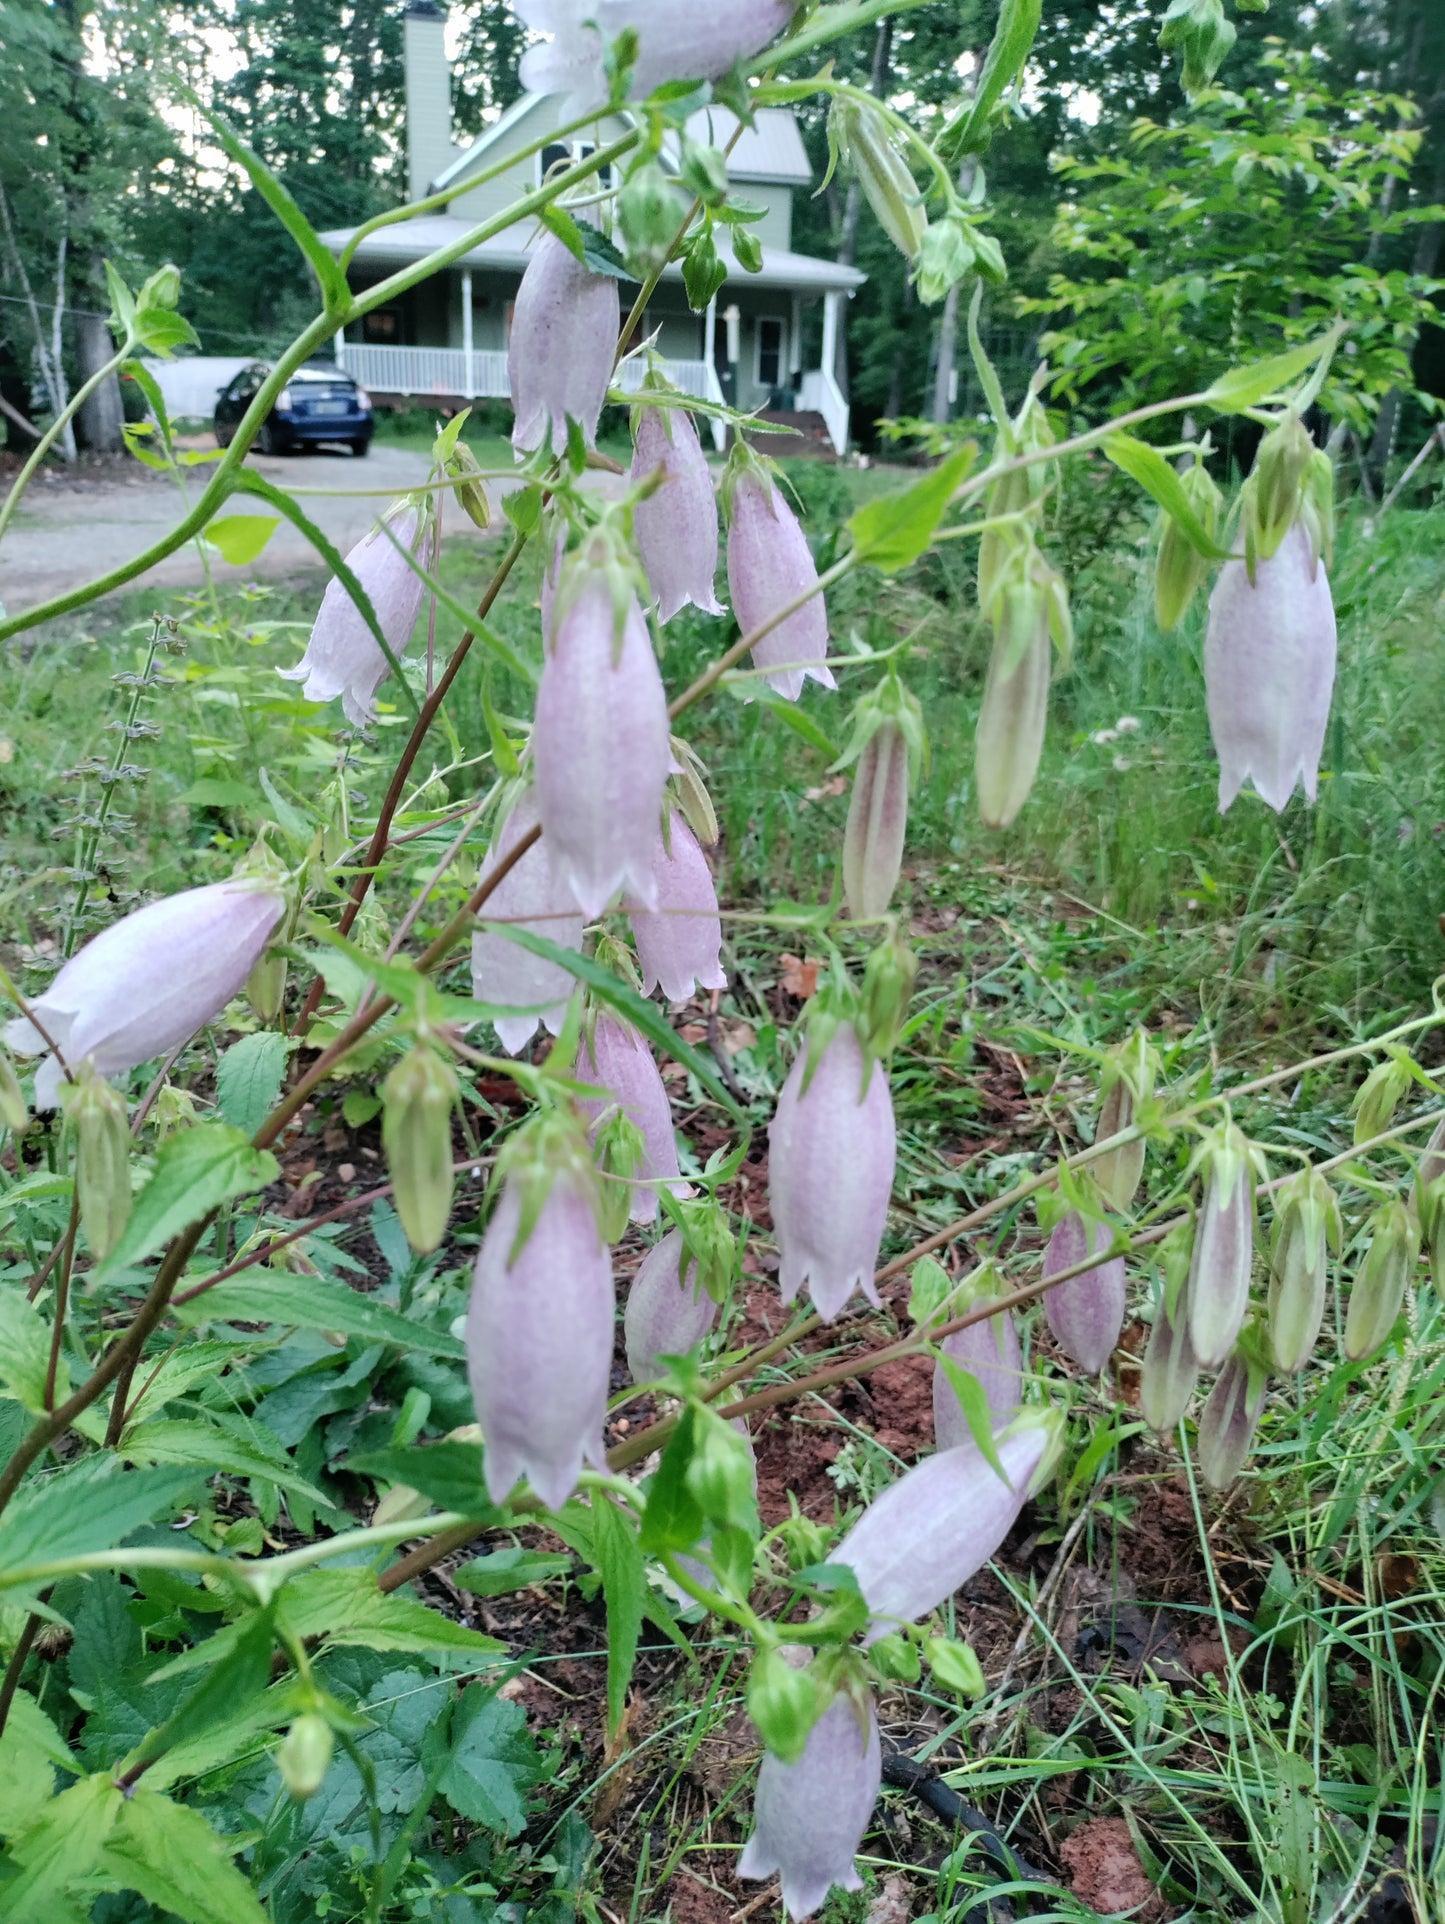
left=1102, top=433, right=1235, bottom=559
left=98, top=1788, right=268, bottom=1924
left=1203, top=330, right=1342, bottom=414
left=204, top=514, right=280, bottom=566
left=847, top=445, right=977, bottom=574
left=0, top=1461, right=201, bottom=1588
left=98, top=1125, right=279, bottom=1279
left=175, top=1271, right=465, bottom=1360
left=204, top=109, right=349, bottom=310
left=216, top=1031, right=292, bottom=1139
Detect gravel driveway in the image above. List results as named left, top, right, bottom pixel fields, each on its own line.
left=0, top=441, right=445, bottom=620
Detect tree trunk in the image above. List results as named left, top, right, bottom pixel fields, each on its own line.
left=74, top=308, right=124, bottom=453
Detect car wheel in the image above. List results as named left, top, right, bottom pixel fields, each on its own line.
left=214, top=426, right=230, bottom=449
left=350, top=439, right=370, bottom=458
left=255, top=420, right=277, bottom=455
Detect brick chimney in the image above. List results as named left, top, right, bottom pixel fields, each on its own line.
left=404, top=0, right=452, bottom=204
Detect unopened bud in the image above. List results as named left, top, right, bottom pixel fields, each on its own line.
left=858, top=933, right=918, bottom=1060
left=381, top=1046, right=458, bottom=1254
left=152, top=1083, right=199, bottom=1142
left=445, top=443, right=492, bottom=529
left=1196, top=1349, right=1267, bottom=1490
left=678, top=137, right=728, bottom=208
left=619, top=159, right=684, bottom=282
left=975, top=560, right=1058, bottom=829
left=1185, top=1121, right=1257, bottom=1369
left=277, top=1712, right=333, bottom=1800
left=1093, top=1032, right=1156, bottom=1212
left=914, top=217, right=974, bottom=306
left=869, top=1633, right=921, bottom=1684
left=829, top=97, right=926, bottom=260
left=1158, top=0, right=1237, bottom=97
left=1352, top=1049, right=1414, bottom=1147
left=685, top=1408, right=758, bottom=1533
left=669, top=736, right=720, bottom=847
left=1344, top=1199, right=1417, bottom=1361
left=593, top=1111, right=645, bottom=1244
left=1155, top=459, right=1223, bottom=632
left=746, top=1648, right=823, bottom=1764
left=0, top=1051, right=26, bottom=1133
left=1141, top=1290, right=1198, bottom=1434
left=1267, top=1167, right=1336, bottom=1372
left=138, top=263, right=182, bottom=311
left=65, top=1067, right=132, bottom=1258
left=246, top=948, right=287, bottom=1024
left=1247, top=414, right=1314, bottom=563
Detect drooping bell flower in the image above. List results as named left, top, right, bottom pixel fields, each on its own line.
left=575, top=1012, right=689, bottom=1225
left=1092, top=1031, right=1156, bottom=1213
left=626, top=810, right=727, bottom=1002
left=6, top=878, right=286, bottom=1109
left=975, top=546, right=1067, bottom=830
left=279, top=502, right=427, bottom=727
left=1140, top=1291, right=1198, bottom=1435
left=1344, top=1199, right=1417, bottom=1362
left=827, top=97, right=926, bottom=260
left=1197, top=1350, right=1268, bottom=1491
left=466, top=1119, right=614, bottom=1511
left=840, top=673, right=924, bottom=922
left=725, top=458, right=835, bottom=702
left=738, top=1686, right=881, bottom=1923
left=1185, top=1123, right=1257, bottom=1370
left=933, top=1294, right=1023, bottom=1444
left=509, top=228, right=620, bottom=459
left=831, top=1408, right=1061, bottom=1642
left=631, top=403, right=725, bottom=623
left=769, top=1017, right=895, bottom=1322
left=1266, top=1168, right=1337, bottom=1373
left=1203, top=520, right=1337, bottom=814
left=533, top=541, right=671, bottom=916
left=518, top=0, right=794, bottom=114
left=624, top=1226, right=720, bottom=1381
left=471, top=790, right=585, bottom=1055
left=1041, top=1209, right=1126, bottom=1377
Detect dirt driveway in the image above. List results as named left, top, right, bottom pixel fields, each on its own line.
left=0, top=441, right=447, bottom=620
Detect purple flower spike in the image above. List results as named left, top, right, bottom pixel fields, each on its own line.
left=1204, top=521, right=1337, bottom=813
left=576, top=1014, right=690, bottom=1224
left=466, top=1166, right=614, bottom=1511
left=738, top=1688, right=881, bottom=1922
left=1042, top=1211, right=1126, bottom=1376
left=279, top=504, right=425, bottom=727
left=533, top=572, right=671, bottom=917
left=726, top=470, right=836, bottom=702
left=509, top=229, right=620, bottom=458
left=518, top=0, right=794, bottom=113
left=625, top=1227, right=719, bottom=1381
left=631, top=407, right=725, bottom=623
left=627, top=811, right=727, bottom=1002
left=832, top=1411, right=1058, bottom=1642
left=7, top=880, right=285, bottom=1110
left=933, top=1300, right=1023, bottom=1444
left=769, top=1021, right=895, bottom=1322
left=471, top=792, right=585, bottom=1055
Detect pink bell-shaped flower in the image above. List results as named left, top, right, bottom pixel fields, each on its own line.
left=631, top=405, right=725, bottom=623
left=466, top=1132, right=614, bottom=1511
left=624, top=1227, right=719, bottom=1381
left=1042, top=1210, right=1126, bottom=1376
left=518, top=0, right=794, bottom=113
left=933, top=1298, right=1023, bottom=1443
left=626, top=810, right=727, bottom=1002
left=738, top=1687, right=881, bottom=1923
left=831, top=1410, right=1059, bottom=1642
left=1185, top=1124, right=1256, bottom=1370
left=509, top=229, right=620, bottom=458
left=471, top=790, right=585, bottom=1055
left=575, top=1013, right=689, bottom=1224
left=279, top=503, right=426, bottom=727
left=1197, top=1351, right=1268, bottom=1490
left=769, top=1020, right=895, bottom=1322
left=726, top=467, right=835, bottom=702
left=6, top=880, right=286, bottom=1109
left=533, top=559, right=671, bottom=917
left=1204, top=520, right=1337, bottom=813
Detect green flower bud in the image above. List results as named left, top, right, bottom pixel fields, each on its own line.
left=1158, top=0, right=1237, bottom=97
left=152, top=1083, right=199, bottom=1142
left=1266, top=1167, right=1337, bottom=1373
left=678, top=1197, right=737, bottom=1306
left=868, top=1632, right=921, bottom=1684
left=277, top=1712, right=333, bottom=1800
left=668, top=736, right=720, bottom=848
left=1246, top=413, right=1314, bottom=564
left=685, top=1408, right=759, bottom=1533
left=619, top=159, right=684, bottom=282
left=746, top=1648, right=823, bottom=1765
left=0, top=1051, right=27, bottom=1134
left=1344, top=1200, right=1417, bottom=1362
left=858, top=932, right=918, bottom=1061
left=678, top=137, right=728, bottom=209
left=246, top=948, right=288, bottom=1025
left=975, top=595, right=1050, bottom=830
left=1093, top=1031, right=1158, bottom=1212
left=593, top=1111, right=645, bottom=1244
left=828, top=97, right=926, bottom=260
left=381, top=1046, right=458, bottom=1254
left=1155, top=459, right=1223, bottom=632
left=914, top=218, right=974, bottom=306
left=925, top=1636, right=986, bottom=1700
left=1352, top=1048, right=1414, bottom=1148
left=1141, top=1290, right=1198, bottom=1434
left=445, top=442, right=492, bottom=530
left=138, top=263, right=182, bottom=311
left=1196, top=1348, right=1267, bottom=1491
left=64, top=1066, right=132, bottom=1259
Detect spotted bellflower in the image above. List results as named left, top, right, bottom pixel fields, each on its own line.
left=1184, top=1122, right=1259, bottom=1370
left=279, top=501, right=427, bottom=727
left=1040, top=1200, right=1126, bottom=1377
left=624, top=1225, right=720, bottom=1382
left=933, top=1276, right=1023, bottom=1444
left=574, top=1011, right=689, bottom=1225
left=517, top=0, right=794, bottom=114
left=630, top=400, right=725, bottom=623
left=471, top=789, right=586, bottom=1055
left=626, top=809, right=727, bottom=1002
left=839, top=672, right=925, bottom=922
left=724, top=449, right=836, bottom=702
left=509, top=228, right=620, bottom=459
left=6, top=878, right=286, bottom=1109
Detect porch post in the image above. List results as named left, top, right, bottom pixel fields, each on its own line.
left=820, top=291, right=840, bottom=383
left=334, top=326, right=345, bottom=368
left=461, top=268, right=475, bottom=399
left=789, top=295, right=802, bottom=379
left=703, top=294, right=717, bottom=374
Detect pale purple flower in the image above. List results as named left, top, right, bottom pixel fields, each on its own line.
left=471, top=791, right=585, bottom=1055
left=1204, top=520, right=1337, bottom=813
left=509, top=229, right=620, bottom=458
left=626, top=811, right=727, bottom=1002
left=727, top=471, right=835, bottom=701
left=625, top=1227, right=719, bottom=1381
left=975, top=621, right=1049, bottom=830
left=533, top=573, right=670, bottom=916
left=279, top=505, right=425, bottom=727
left=575, top=1014, right=689, bottom=1224
left=843, top=719, right=910, bottom=920
left=769, top=1021, right=895, bottom=1322
left=831, top=1414, right=1054, bottom=1641
left=631, top=406, right=725, bottom=623
left=466, top=1168, right=614, bottom=1510
left=1140, top=1294, right=1198, bottom=1434
left=738, top=1689, right=881, bottom=1923
left=933, top=1300, right=1023, bottom=1444
left=1186, top=1146, right=1255, bottom=1371
left=1197, top=1353, right=1267, bottom=1491
left=518, top=0, right=794, bottom=113
left=1042, top=1211, right=1126, bottom=1376
left=6, top=881, right=285, bottom=1109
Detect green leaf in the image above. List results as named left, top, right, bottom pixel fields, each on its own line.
left=1102, top=433, right=1235, bottom=559
left=0, top=1693, right=66, bottom=1836
left=590, top=1495, right=644, bottom=1735
left=940, top=0, right=1042, bottom=160
left=638, top=1405, right=706, bottom=1556
left=437, top=1682, right=544, bottom=1835
left=581, top=223, right=634, bottom=281
left=733, top=684, right=839, bottom=759
left=342, top=1089, right=382, bottom=1129
left=203, top=108, right=349, bottom=310
left=0, top=1461, right=201, bottom=1588
left=4, top=1773, right=122, bottom=1910
left=0, top=1290, right=68, bottom=1414
left=259, top=765, right=315, bottom=842
left=847, top=445, right=977, bottom=574
left=347, top=1441, right=497, bottom=1516
left=203, top=513, right=280, bottom=565
left=120, top=1606, right=276, bottom=1779
left=216, top=1031, right=292, bottom=1139
left=175, top=778, right=261, bottom=810
left=98, top=1788, right=269, bottom=1924
left=1202, top=329, right=1341, bottom=413
left=97, top=1125, right=279, bottom=1279
left=119, top=1418, right=330, bottom=1508
left=177, top=1271, right=465, bottom=1360
left=278, top=1568, right=504, bottom=1657
left=1062, top=1416, right=1148, bottom=1509
left=453, top=1547, right=574, bottom=1596
left=121, top=357, right=173, bottom=452
left=931, top=1351, right=1006, bottom=1478
left=105, top=261, right=136, bottom=336
left=132, top=307, right=201, bottom=358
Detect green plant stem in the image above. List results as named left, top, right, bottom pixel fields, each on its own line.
left=0, top=1601, right=46, bottom=1742
left=42, top=1196, right=78, bottom=1413
left=0, top=337, right=134, bottom=548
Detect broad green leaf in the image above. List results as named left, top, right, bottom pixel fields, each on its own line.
left=940, top=0, right=1042, bottom=159
left=120, top=1607, right=276, bottom=1779
left=98, top=1125, right=278, bottom=1278
left=259, top=766, right=315, bottom=842
left=175, top=778, right=260, bottom=809
left=5, top=1773, right=122, bottom=1909
left=847, top=444, right=977, bottom=575
left=120, top=1340, right=261, bottom=1422
left=204, top=109, right=348, bottom=309
left=437, top=1683, right=544, bottom=1836
left=347, top=1441, right=496, bottom=1516
left=638, top=1405, right=706, bottom=1556
left=0, top=1461, right=201, bottom=1588
left=931, top=1352, right=1006, bottom=1478
left=590, top=1495, right=645, bottom=1735
left=733, top=684, right=839, bottom=759
left=98, top=1788, right=268, bottom=1924
left=180, top=1271, right=465, bottom=1360
left=133, top=307, right=201, bottom=357
left=278, top=1567, right=504, bottom=1657
left=1203, top=329, right=1341, bottom=413
left=0, top=1290, right=67, bottom=1414
left=453, top=1548, right=574, bottom=1597
left=216, top=1031, right=292, bottom=1139
left=203, top=513, right=280, bottom=565
left=0, top=1692, right=66, bottom=1836
left=119, top=1418, right=330, bottom=1508
left=1102, top=433, right=1236, bottom=560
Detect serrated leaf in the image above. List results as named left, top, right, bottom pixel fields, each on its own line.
left=98, top=1788, right=268, bottom=1924
left=1102, top=432, right=1236, bottom=559
left=453, top=1548, right=574, bottom=1596
left=120, top=1606, right=275, bottom=1780
left=590, top=1495, right=644, bottom=1735
left=98, top=1124, right=278, bottom=1278
left=437, top=1683, right=544, bottom=1835
left=119, top=1418, right=330, bottom=1507
left=216, top=1031, right=291, bottom=1138
left=133, top=307, right=200, bottom=358
left=277, top=1567, right=504, bottom=1656
left=638, top=1405, right=705, bottom=1556
left=204, top=514, right=280, bottom=565
left=346, top=1441, right=496, bottom=1516
left=0, top=1693, right=65, bottom=1835
left=4, top=1773, right=121, bottom=1910
left=177, top=1271, right=465, bottom=1359
left=0, top=1461, right=201, bottom=1588
left=0, top=1289, right=68, bottom=1414
left=581, top=224, right=634, bottom=281
left=1202, top=329, right=1341, bottom=413
left=847, top=445, right=976, bottom=574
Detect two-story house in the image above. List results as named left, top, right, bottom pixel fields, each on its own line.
left=321, top=1, right=863, bottom=452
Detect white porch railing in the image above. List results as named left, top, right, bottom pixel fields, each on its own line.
left=798, top=367, right=851, bottom=456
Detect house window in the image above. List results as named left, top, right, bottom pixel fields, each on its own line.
left=755, top=316, right=785, bottom=390
left=537, top=138, right=612, bottom=188
left=363, top=309, right=401, bottom=344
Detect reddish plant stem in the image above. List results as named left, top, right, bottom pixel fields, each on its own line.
left=42, top=1202, right=76, bottom=1412
left=0, top=1600, right=47, bottom=1743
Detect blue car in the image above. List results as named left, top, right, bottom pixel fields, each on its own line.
left=214, top=359, right=373, bottom=456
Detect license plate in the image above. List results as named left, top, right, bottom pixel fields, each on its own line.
left=312, top=400, right=349, bottom=416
